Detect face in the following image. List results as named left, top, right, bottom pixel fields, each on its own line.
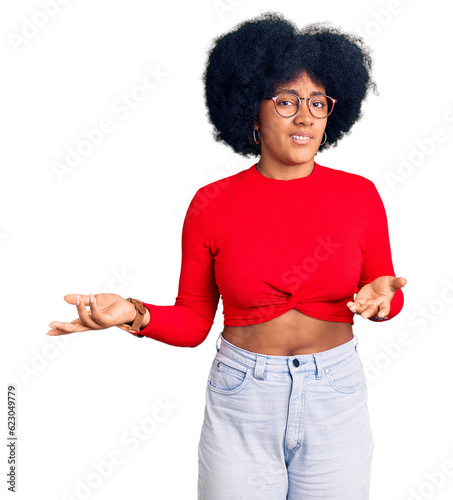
left=254, top=71, right=328, bottom=167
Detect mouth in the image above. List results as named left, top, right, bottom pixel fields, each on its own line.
left=289, top=133, right=313, bottom=145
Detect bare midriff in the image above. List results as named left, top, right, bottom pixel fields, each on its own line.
left=222, top=308, right=353, bottom=355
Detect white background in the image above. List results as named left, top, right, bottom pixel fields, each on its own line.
left=1, top=1, right=452, bottom=499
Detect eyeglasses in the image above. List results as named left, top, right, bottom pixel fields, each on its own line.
left=265, top=93, right=337, bottom=119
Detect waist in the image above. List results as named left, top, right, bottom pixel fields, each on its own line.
left=222, top=309, right=353, bottom=355
left=215, top=331, right=359, bottom=374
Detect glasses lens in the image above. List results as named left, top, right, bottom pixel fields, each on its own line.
left=275, top=94, right=300, bottom=117
left=310, top=95, right=334, bottom=118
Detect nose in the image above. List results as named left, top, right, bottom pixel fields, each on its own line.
left=295, top=98, right=315, bottom=124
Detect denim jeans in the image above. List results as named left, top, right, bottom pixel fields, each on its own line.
left=197, top=331, right=374, bottom=499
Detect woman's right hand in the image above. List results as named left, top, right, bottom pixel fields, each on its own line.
left=47, top=293, right=136, bottom=336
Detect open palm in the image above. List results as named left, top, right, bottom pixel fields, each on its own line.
left=47, top=293, right=135, bottom=335
left=347, top=276, right=407, bottom=319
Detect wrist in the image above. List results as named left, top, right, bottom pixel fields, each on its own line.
left=126, top=300, right=137, bottom=324
left=118, top=298, right=148, bottom=334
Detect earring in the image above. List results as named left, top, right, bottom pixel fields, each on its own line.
left=320, top=131, right=327, bottom=146
left=253, top=129, right=260, bottom=145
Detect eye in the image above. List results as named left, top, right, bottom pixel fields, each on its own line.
left=311, top=97, right=327, bottom=108
left=275, top=95, right=299, bottom=107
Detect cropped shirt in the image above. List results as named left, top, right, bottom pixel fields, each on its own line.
left=134, top=161, right=404, bottom=347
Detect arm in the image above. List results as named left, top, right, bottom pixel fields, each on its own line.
left=357, top=182, right=404, bottom=322
left=130, top=188, right=220, bottom=347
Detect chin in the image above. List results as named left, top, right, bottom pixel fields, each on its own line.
left=289, top=151, right=316, bottom=162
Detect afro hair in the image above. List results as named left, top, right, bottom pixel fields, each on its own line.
left=202, top=11, right=378, bottom=157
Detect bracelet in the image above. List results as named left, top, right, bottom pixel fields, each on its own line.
left=117, top=297, right=147, bottom=336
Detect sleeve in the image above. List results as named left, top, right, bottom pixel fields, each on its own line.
left=357, top=182, right=404, bottom=322
left=130, top=188, right=220, bottom=347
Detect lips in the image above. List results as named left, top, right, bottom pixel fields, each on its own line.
left=290, top=132, right=313, bottom=139
left=290, top=132, right=313, bottom=145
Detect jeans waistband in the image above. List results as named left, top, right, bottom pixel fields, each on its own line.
left=215, top=331, right=359, bottom=380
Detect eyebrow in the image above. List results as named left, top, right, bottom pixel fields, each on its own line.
left=275, top=89, right=325, bottom=95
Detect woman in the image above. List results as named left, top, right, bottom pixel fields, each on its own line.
left=48, top=12, right=407, bottom=499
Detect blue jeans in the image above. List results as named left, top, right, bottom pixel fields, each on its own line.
left=197, top=331, right=374, bottom=499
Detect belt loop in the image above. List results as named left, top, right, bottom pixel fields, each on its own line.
left=216, top=331, right=222, bottom=352
left=313, top=354, right=323, bottom=380
left=354, top=334, right=358, bottom=352
left=254, top=354, right=267, bottom=380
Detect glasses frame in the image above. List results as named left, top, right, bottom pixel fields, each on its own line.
left=265, top=93, right=337, bottom=119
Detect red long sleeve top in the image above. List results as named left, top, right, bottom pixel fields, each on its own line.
left=133, top=161, right=404, bottom=347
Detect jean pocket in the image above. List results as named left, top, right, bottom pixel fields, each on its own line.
left=325, top=351, right=366, bottom=394
left=207, top=354, right=251, bottom=395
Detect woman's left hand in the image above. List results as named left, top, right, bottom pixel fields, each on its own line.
left=346, top=276, right=407, bottom=320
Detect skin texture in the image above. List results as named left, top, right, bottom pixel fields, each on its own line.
left=253, top=71, right=328, bottom=180
left=47, top=71, right=407, bottom=355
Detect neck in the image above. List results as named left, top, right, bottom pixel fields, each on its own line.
left=256, top=157, right=315, bottom=180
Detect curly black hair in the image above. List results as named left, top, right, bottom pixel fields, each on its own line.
left=202, top=11, right=378, bottom=157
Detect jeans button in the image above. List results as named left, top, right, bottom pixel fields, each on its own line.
left=293, top=359, right=299, bottom=367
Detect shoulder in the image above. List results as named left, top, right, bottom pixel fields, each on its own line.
left=318, top=162, right=377, bottom=193
left=193, top=167, right=248, bottom=204
left=183, top=167, right=247, bottom=224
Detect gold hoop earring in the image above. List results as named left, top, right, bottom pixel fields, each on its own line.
left=253, top=129, right=260, bottom=145
left=320, top=131, right=327, bottom=146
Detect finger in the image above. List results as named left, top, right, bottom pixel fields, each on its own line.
left=47, top=324, right=76, bottom=336
left=391, top=276, right=407, bottom=290
left=87, top=294, right=109, bottom=327
left=64, top=294, right=81, bottom=305
left=347, top=301, right=365, bottom=314
left=64, top=294, right=105, bottom=327
left=346, top=301, right=356, bottom=312
left=47, top=319, right=89, bottom=335
left=372, top=302, right=391, bottom=319
left=348, top=299, right=374, bottom=317
left=75, top=294, right=100, bottom=329
left=360, top=304, right=379, bottom=319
